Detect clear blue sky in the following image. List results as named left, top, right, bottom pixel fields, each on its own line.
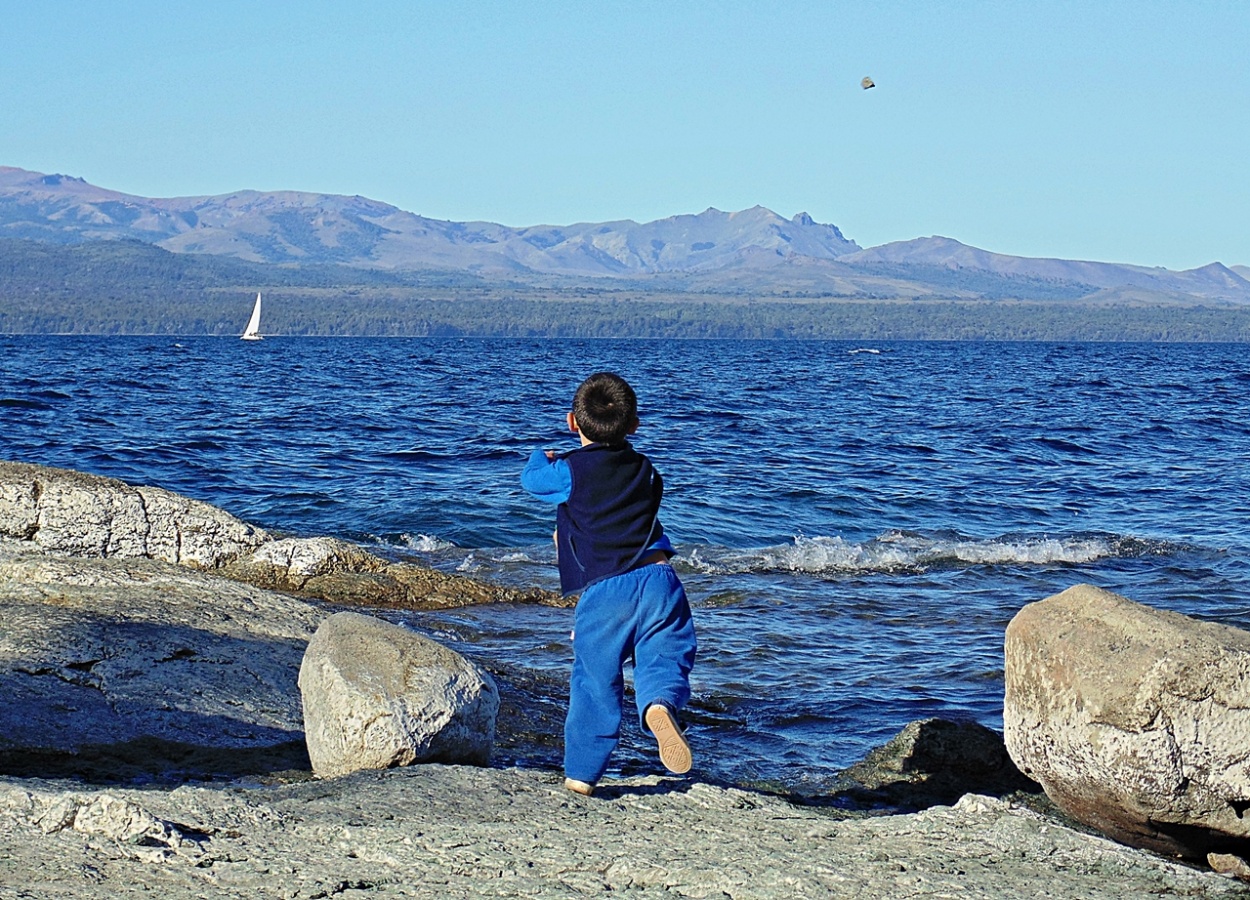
left=3, top=1, right=1247, bottom=270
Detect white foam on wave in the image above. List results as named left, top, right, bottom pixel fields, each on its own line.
left=684, top=531, right=1136, bottom=576
left=872, top=530, right=1119, bottom=567
left=454, top=548, right=547, bottom=569
left=491, top=551, right=523, bottom=562
left=400, top=533, right=459, bottom=553
left=938, top=535, right=1112, bottom=566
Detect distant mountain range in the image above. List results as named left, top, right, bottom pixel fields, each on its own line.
left=2, top=165, right=1247, bottom=304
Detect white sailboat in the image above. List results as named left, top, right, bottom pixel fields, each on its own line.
left=241, top=292, right=263, bottom=341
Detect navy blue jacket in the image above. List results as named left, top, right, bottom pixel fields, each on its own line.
left=553, top=442, right=665, bottom=596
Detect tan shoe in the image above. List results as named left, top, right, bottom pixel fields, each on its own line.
left=564, top=778, right=595, bottom=796
left=645, top=703, right=692, bottom=774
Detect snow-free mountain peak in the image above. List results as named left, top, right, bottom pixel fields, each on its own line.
left=0, top=166, right=1246, bottom=302
left=0, top=166, right=861, bottom=275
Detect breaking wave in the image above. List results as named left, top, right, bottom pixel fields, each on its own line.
left=682, top=530, right=1183, bottom=576
left=398, top=532, right=459, bottom=553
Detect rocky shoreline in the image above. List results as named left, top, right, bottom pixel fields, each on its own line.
left=5, top=766, right=1244, bottom=900
left=2, top=461, right=1247, bottom=897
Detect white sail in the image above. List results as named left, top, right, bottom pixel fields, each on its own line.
left=241, top=292, right=263, bottom=340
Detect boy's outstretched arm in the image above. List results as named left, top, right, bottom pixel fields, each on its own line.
left=521, top=449, right=572, bottom=504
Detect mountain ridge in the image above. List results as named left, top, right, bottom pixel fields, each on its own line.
left=1, top=165, right=1247, bottom=303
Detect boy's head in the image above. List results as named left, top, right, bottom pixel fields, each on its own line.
left=569, top=372, right=639, bottom=445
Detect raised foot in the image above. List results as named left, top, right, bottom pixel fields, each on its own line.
left=645, top=703, right=692, bottom=774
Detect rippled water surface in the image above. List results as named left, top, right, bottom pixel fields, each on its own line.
left=3, top=336, right=1249, bottom=789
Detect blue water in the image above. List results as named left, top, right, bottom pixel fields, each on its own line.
left=3, top=336, right=1249, bottom=791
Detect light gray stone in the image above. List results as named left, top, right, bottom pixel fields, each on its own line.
left=1004, top=582, right=1250, bottom=861
left=0, top=460, right=539, bottom=782
left=299, top=611, right=498, bottom=777
left=0, top=461, right=268, bottom=569
left=246, top=536, right=388, bottom=580
left=0, top=460, right=563, bottom=610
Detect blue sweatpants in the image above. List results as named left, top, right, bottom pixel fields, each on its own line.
left=564, top=562, right=697, bottom=785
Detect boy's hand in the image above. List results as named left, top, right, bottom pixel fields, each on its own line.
left=545, top=450, right=558, bottom=461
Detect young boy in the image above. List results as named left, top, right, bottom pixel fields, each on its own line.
left=521, top=372, right=697, bottom=796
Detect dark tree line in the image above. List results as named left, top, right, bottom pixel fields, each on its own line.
left=3, top=237, right=1249, bottom=342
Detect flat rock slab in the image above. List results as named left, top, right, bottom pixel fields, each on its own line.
left=0, top=539, right=326, bottom=778
left=0, top=462, right=561, bottom=610
left=0, top=767, right=1240, bottom=899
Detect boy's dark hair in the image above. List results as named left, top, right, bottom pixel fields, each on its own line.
left=572, top=372, right=638, bottom=444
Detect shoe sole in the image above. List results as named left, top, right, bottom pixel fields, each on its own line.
left=645, top=704, right=692, bottom=774
left=564, top=778, right=595, bottom=796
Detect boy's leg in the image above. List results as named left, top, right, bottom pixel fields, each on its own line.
left=564, top=583, right=633, bottom=786
left=631, top=564, right=697, bottom=770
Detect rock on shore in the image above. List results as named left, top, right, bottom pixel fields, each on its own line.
left=299, top=612, right=499, bottom=777
left=0, top=462, right=550, bottom=780
left=0, top=460, right=268, bottom=568
left=2, top=461, right=1247, bottom=897
left=223, top=535, right=563, bottom=609
left=0, top=460, right=562, bottom=610
left=1, top=766, right=1243, bottom=900
left=0, top=538, right=322, bottom=779
left=1005, top=584, right=1250, bottom=865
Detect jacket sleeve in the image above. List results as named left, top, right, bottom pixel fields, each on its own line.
left=521, top=449, right=572, bottom=504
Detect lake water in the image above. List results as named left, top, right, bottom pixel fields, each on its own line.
left=3, top=335, right=1249, bottom=792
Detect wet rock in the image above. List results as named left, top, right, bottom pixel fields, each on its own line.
left=0, top=461, right=268, bottom=568
left=0, top=539, right=321, bottom=779
left=299, top=612, right=498, bottom=777
left=222, top=535, right=565, bottom=610
left=1004, top=583, right=1250, bottom=861
left=243, top=536, right=390, bottom=580
left=839, top=717, right=1038, bottom=809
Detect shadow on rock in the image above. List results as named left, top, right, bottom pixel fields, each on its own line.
left=0, top=735, right=311, bottom=785
left=590, top=779, right=700, bottom=801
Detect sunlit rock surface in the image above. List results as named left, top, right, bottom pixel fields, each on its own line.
left=299, top=611, right=498, bottom=777
left=1005, top=583, right=1250, bottom=863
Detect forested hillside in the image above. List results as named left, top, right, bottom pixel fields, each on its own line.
left=3, top=238, right=1249, bottom=341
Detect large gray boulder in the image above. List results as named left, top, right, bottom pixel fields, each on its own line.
left=299, top=611, right=498, bottom=778
left=1004, top=583, right=1250, bottom=862
left=0, top=461, right=268, bottom=568
left=0, top=539, right=324, bottom=778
